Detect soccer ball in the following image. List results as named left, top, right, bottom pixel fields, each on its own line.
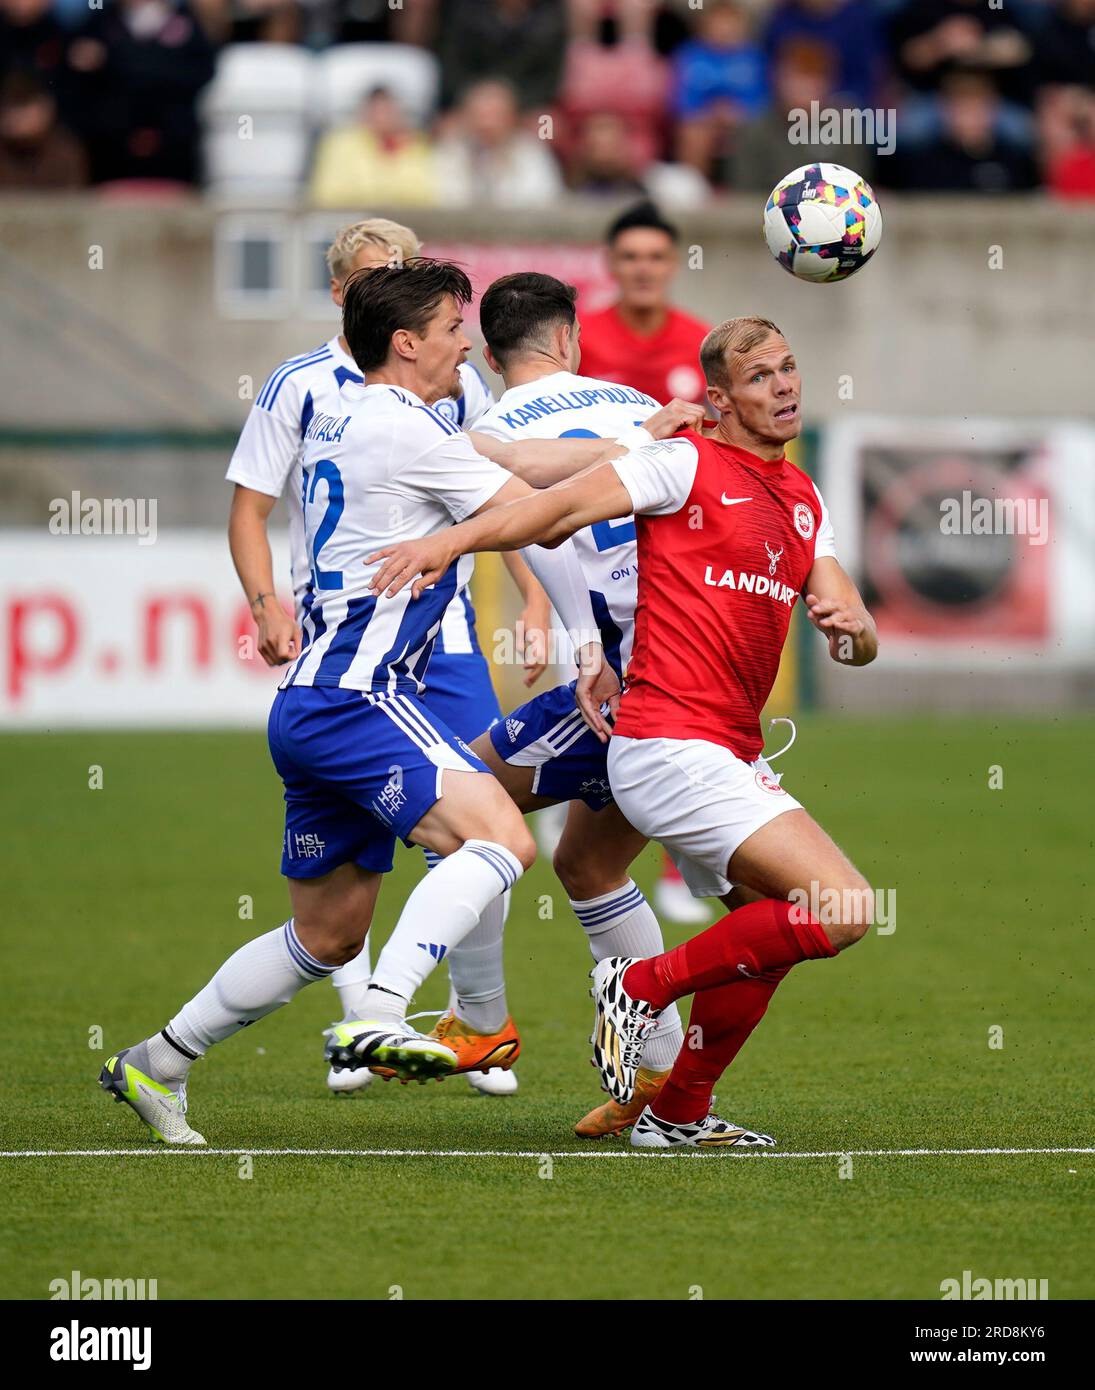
left=763, top=163, right=882, bottom=283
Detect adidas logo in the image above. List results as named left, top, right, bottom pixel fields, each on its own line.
left=505, top=718, right=525, bottom=741
left=417, top=942, right=448, bottom=962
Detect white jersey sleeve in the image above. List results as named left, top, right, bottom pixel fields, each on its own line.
left=458, top=362, right=495, bottom=428
left=225, top=369, right=308, bottom=498
left=395, top=405, right=512, bottom=522
left=812, top=481, right=837, bottom=559
left=611, top=438, right=700, bottom=517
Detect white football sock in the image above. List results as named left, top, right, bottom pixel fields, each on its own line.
left=363, top=841, right=523, bottom=1023
left=570, top=880, right=684, bottom=1071
left=330, top=934, right=373, bottom=1020
left=446, top=890, right=510, bottom=1033
left=157, top=920, right=338, bottom=1075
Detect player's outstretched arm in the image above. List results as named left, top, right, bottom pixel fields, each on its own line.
left=468, top=398, right=705, bottom=488
left=368, top=466, right=634, bottom=600
left=803, top=556, right=878, bottom=667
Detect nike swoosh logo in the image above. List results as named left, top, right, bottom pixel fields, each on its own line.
left=721, top=495, right=752, bottom=506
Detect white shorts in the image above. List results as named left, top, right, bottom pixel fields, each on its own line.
left=607, top=735, right=802, bottom=899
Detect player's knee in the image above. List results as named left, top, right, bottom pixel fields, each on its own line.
left=295, top=916, right=366, bottom=967
left=505, top=823, right=538, bottom=873
left=826, top=873, right=875, bottom=951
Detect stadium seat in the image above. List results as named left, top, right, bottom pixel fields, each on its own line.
left=200, top=44, right=316, bottom=196
left=313, top=43, right=440, bottom=127
left=201, top=44, right=316, bottom=118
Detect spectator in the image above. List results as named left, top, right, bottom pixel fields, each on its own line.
left=731, top=38, right=874, bottom=192
left=324, top=0, right=436, bottom=48
left=1033, top=0, right=1095, bottom=89
left=562, top=0, right=670, bottom=166
left=67, top=0, right=216, bottom=185
left=309, top=85, right=439, bottom=207
left=437, top=0, right=566, bottom=112
left=0, top=69, right=87, bottom=188
left=220, top=0, right=301, bottom=45
left=1, top=0, right=76, bottom=118
left=889, top=0, right=1039, bottom=107
left=673, top=0, right=768, bottom=186
left=1038, top=84, right=1095, bottom=199
left=578, top=200, right=711, bottom=405
left=567, top=109, right=710, bottom=207
left=764, top=0, right=886, bottom=109
left=436, top=79, right=563, bottom=208
left=890, top=70, right=1039, bottom=191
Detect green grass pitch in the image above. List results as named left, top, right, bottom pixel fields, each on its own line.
left=2, top=717, right=1092, bottom=1301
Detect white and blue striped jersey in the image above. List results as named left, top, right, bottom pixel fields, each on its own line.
left=225, top=335, right=494, bottom=642
left=280, top=382, right=512, bottom=694
left=473, top=371, right=661, bottom=676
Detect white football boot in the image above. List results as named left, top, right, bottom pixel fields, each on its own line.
left=631, top=1105, right=776, bottom=1149
left=466, top=1067, right=519, bottom=1096
left=324, top=1019, right=457, bottom=1083
left=99, top=1046, right=206, bottom=1145
left=327, top=1063, right=374, bottom=1095
left=589, top=956, right=662, bottom=1104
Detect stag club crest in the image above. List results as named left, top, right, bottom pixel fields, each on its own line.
left=765, top=542, right=784, bottom=576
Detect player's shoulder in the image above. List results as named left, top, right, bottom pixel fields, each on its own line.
left=379, top=387, right=467, bottom=452
left=625, top=434, right=700, bottom=465
left=256, top=340, right=336, bottom=412
left=571, top=372, right=660, bottom=407
left=783, top=455, right=825, bottom=499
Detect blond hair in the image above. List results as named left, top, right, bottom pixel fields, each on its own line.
left=325, top=218, right=422, bottom=281
left=700, top=316, right=784, bottom=390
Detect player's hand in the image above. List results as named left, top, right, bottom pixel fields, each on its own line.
left=254, top=598, right=300, bottom=666
left=517, top=597, right=551, bottom=687
left=575, top=646, right=619, bottom=743
left=641, top=398, right=707, bottom=441
left=804, top=593, right=868, bottom=661
left=367, top=535, right=457, bottom=599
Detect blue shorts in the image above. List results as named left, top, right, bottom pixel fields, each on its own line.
left=489, top=680, right=613, bottom=811
left=268, top=686, right=490, bottom=880
left=420, top=648, right=501, bottom=744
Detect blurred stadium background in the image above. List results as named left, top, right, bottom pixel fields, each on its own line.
left=1, top=0, right=1093, bottom=730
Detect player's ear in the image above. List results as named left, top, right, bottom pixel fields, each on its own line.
left=330, top=277, right=343, bottom=309
left=705, top=380, right=728, bottom=418
left=483, top=344, right=503, bottom=377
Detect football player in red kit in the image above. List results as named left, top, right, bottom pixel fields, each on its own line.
left=580, top=202, right=710, bottom=412
left=367, top=316, right=878, bottom=1149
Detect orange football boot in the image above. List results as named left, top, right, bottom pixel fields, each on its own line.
left=574, top=1066, right=669, bottom=1138
left=428, top=1011, right=521, bottom=1075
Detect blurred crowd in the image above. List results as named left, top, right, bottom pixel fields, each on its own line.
left=2, top=0, right=1093, bottom=199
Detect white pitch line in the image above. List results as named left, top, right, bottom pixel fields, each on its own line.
left=1, top=1147, right=1092, bottom=1160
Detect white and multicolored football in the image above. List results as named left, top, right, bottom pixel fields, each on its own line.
left=763, top=163, right=882, bottom=283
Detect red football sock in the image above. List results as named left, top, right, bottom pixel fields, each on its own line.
left=653, top=967, right=789, bottom=1125
left=624, top=898, right=834, bottom=1011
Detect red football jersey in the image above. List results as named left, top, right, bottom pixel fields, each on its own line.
left=613, top=429, right=836, bottom=759
left=578, top=304, right=710, bottom=405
